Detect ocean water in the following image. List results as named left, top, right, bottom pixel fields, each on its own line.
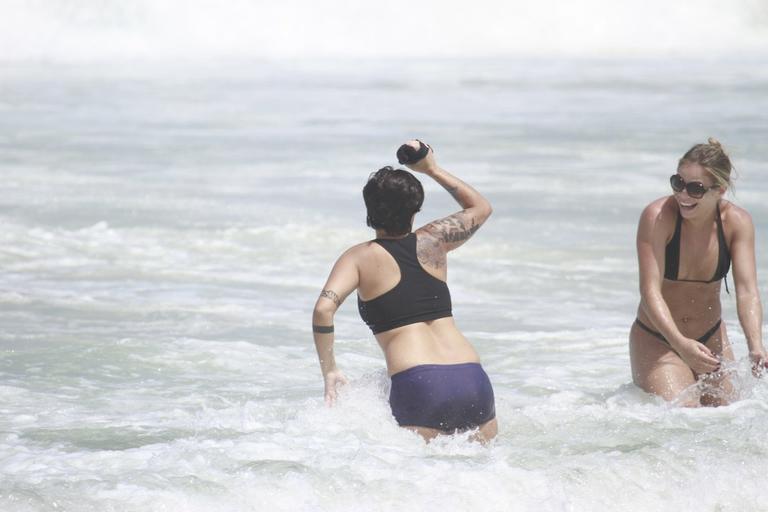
left=2, top=3, right=768, bottom=511
left=2, top=57, right=768, bottom=512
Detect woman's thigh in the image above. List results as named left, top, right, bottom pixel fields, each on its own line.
left=629, top=321, right=698, bottom=405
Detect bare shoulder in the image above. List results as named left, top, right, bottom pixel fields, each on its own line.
left=640, top=196, right=676, bottom=222
left=720, top=200, right=753, bottom=227
left=638, top=196, right=677, bottom=237
left=335, top=240, right=375, bottom=266
left=720, top=200, right=754, bottom=239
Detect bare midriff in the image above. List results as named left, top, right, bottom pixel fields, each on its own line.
left=374, top=317, right=480, bottom=376
left=636, top=279, right=723, bottom=340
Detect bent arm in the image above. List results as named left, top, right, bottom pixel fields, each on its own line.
left=421, top=165, right=493, bottom=250
left=405, top=143, right=492, bottom=253
left=312, top=250, right=359, bottom=393
left=730, top=211, right=764, bottom=356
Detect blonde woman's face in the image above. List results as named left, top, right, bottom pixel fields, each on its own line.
left=672, top=162, right=724, bottom=219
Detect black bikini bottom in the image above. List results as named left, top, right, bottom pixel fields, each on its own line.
left=634, top=318, right=722, bottom=353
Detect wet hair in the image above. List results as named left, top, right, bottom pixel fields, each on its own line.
left=363, top=166, right=424, bottom=236
left=678, top=138, right=734, bottom=190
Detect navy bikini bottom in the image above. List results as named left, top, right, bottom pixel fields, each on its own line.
left=634, top=318, right=722, bottom=353
left=389, top=362, right=495, bottom=433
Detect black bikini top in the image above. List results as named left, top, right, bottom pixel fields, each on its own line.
left=357, top=233, right=452, bottom=334
left=664, top=202, right=731, bottom=285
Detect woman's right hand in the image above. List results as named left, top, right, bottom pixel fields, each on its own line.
left=323, top=369, right=349, bottom=406
left=676, top=338, right=721, bottom=374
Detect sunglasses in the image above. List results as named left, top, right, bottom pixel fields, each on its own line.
left=669, top=174, right=720, bottom=199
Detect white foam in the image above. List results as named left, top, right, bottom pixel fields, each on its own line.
left=2, top=55, right=768, bottom=511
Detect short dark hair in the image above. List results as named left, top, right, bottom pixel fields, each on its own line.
left=363, top=166, right=424, bottom=236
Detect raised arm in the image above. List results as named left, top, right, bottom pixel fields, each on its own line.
left=312, top=248, right=359, bottom=404
left=636, top=201, right=720, bottom=373
left=729, top=207, right=766, bottom=372
left=401, top=141, right=492, bottom=256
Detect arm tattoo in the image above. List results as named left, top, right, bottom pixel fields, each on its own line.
left=443, top=222, right=479, bottom=243
left=430, top=215, right=480, bottom=244
left=313, top=324, right=334, bottom=334
left=319, top=289, right=342, bottom=307
left=417, top=213, right=480, bottom=266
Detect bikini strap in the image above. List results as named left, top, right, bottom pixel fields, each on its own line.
left=373, top=234, right=419, bottom=277
left=715, top=202, right=731, bottom=294
left=664, top=205, right=683, bottom=280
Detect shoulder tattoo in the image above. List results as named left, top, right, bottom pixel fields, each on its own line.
left=417, top=233, right=446, bottom=269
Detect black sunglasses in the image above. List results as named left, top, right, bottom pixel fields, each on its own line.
left=669, top=174, right=719, bottom=199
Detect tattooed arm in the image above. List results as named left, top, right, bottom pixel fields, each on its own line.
left=312, top=248, right=359, bottom=404
left=401, top=140, right=492, bottom=256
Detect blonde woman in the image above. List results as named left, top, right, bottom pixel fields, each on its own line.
left=630, top=138, right=766, bottom=405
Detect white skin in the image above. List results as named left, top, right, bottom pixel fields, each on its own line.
left=312, top=140, right=497, bottom=443
left=630, top=161, right=766, bottom=406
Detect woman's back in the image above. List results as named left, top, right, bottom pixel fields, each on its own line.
left=354, top=232, right=477, bottom=375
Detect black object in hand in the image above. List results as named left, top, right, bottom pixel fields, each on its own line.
left=397, top=140, right=430, bottom=165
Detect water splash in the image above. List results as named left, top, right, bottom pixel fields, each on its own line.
left=673, top=357, right=766, bottom=406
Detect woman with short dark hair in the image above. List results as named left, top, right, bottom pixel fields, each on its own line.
left=312, top=140, right=497, bottom=442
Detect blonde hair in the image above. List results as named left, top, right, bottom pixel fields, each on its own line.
left=678, top=137, right=734, bottom=190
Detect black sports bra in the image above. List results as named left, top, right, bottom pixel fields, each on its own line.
left=664, top=202, right=731, bottom=284
left=357, top=233, right=452, bottom=334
